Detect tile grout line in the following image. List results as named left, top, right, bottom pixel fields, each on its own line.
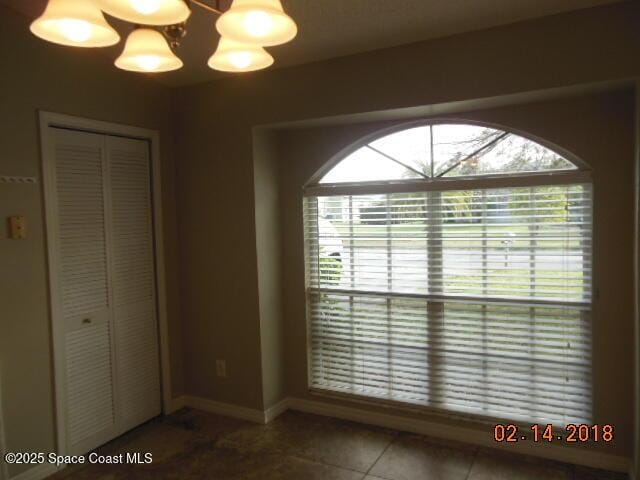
left=463, top=447, right=481, bottom=480
left=286, top=452, right=368, bottom=477
left=362, top=433, right=398, bottom=478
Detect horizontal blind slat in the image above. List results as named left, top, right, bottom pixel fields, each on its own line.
left=304, top=183, right=592, bottom=425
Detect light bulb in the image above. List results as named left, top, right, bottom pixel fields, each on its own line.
left=116, top=28, right=182, bottom=72
left=30, top=0, right=119, bottom=48
left=96, top=0, right=190, bottom=26
left=57, top=18, right=93, bottom=43
left=229, top=51, right=253, bottom=69
left=216, top=0, right=297, bottom=46
left=134, top=55, right=162, bottom=71
left=130, top=0, right=161, bottom=15
left=208, top=36, right=273, bottom=72
left=243, top=10, right=274, bottom=38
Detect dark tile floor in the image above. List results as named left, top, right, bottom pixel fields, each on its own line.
left=50, top=409, right=628, bottom=480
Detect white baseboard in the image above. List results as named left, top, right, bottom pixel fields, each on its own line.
left=172, top=395, right=289, bottom=424
left=167, top=395, right=187, bottom=414
left=264, top=398, right=290, bottom=423
left=9, top=463, right=58, bottom=480
left=286, top=397, right=631, bottom=474
left=181, top=396, right=265, bottom=424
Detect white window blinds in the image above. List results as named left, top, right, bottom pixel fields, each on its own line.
left=304, top=183, right=592, bottom=425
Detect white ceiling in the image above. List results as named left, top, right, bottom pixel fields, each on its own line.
left=2, top=0, right=621, bottom=87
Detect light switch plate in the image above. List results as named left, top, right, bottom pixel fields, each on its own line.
left=8, top=216, right=27, bottom=240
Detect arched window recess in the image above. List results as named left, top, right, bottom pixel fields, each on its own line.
left=305, top=122, right=590, bottom=197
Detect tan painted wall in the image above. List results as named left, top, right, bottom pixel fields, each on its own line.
left=174, top=0, right=640, bottom=416
left=0, top=7, right=183, bottom=477
left=253, top=129, right=285, bottom=408
left=278, top=90, right=635, bottom=456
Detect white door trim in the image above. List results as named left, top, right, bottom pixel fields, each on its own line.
left=38, top=111, right=172, bottom=456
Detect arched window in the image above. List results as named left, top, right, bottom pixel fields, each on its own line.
left=304, top=122, right=592, bottom=425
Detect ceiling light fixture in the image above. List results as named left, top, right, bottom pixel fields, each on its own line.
left=208, top=36, right=273, bottom=72
left=30, top=0, right=120, bottom=47
left=30, top=0, right=297, bottom=74
left=115, top=27, right=183, bottom=72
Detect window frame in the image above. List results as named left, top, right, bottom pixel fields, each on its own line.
left=302, top=120, right=593, bottom=425
left=306, top=119, right=590, bottom=190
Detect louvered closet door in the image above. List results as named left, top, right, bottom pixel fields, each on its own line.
left=106, top=136, right=161, bottom=432
left=50, top=129, right=117, bottom=455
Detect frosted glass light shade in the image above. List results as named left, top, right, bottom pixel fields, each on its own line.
left=96, top=0, right=190, bottom=26
left=216, top=0, right=297, bottom=46
left=30, top=0, right=119, bottom=47
left=208, top=37, right=274, bottom=72
left=115, top=28, right=183, bottom=73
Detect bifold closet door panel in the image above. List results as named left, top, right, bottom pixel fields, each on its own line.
left=50, top=128, right=117, bottom=455
left=106, top=136, right=161, bottom=431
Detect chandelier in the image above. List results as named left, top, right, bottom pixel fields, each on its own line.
left=29, top=0, right=298, bottom=73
